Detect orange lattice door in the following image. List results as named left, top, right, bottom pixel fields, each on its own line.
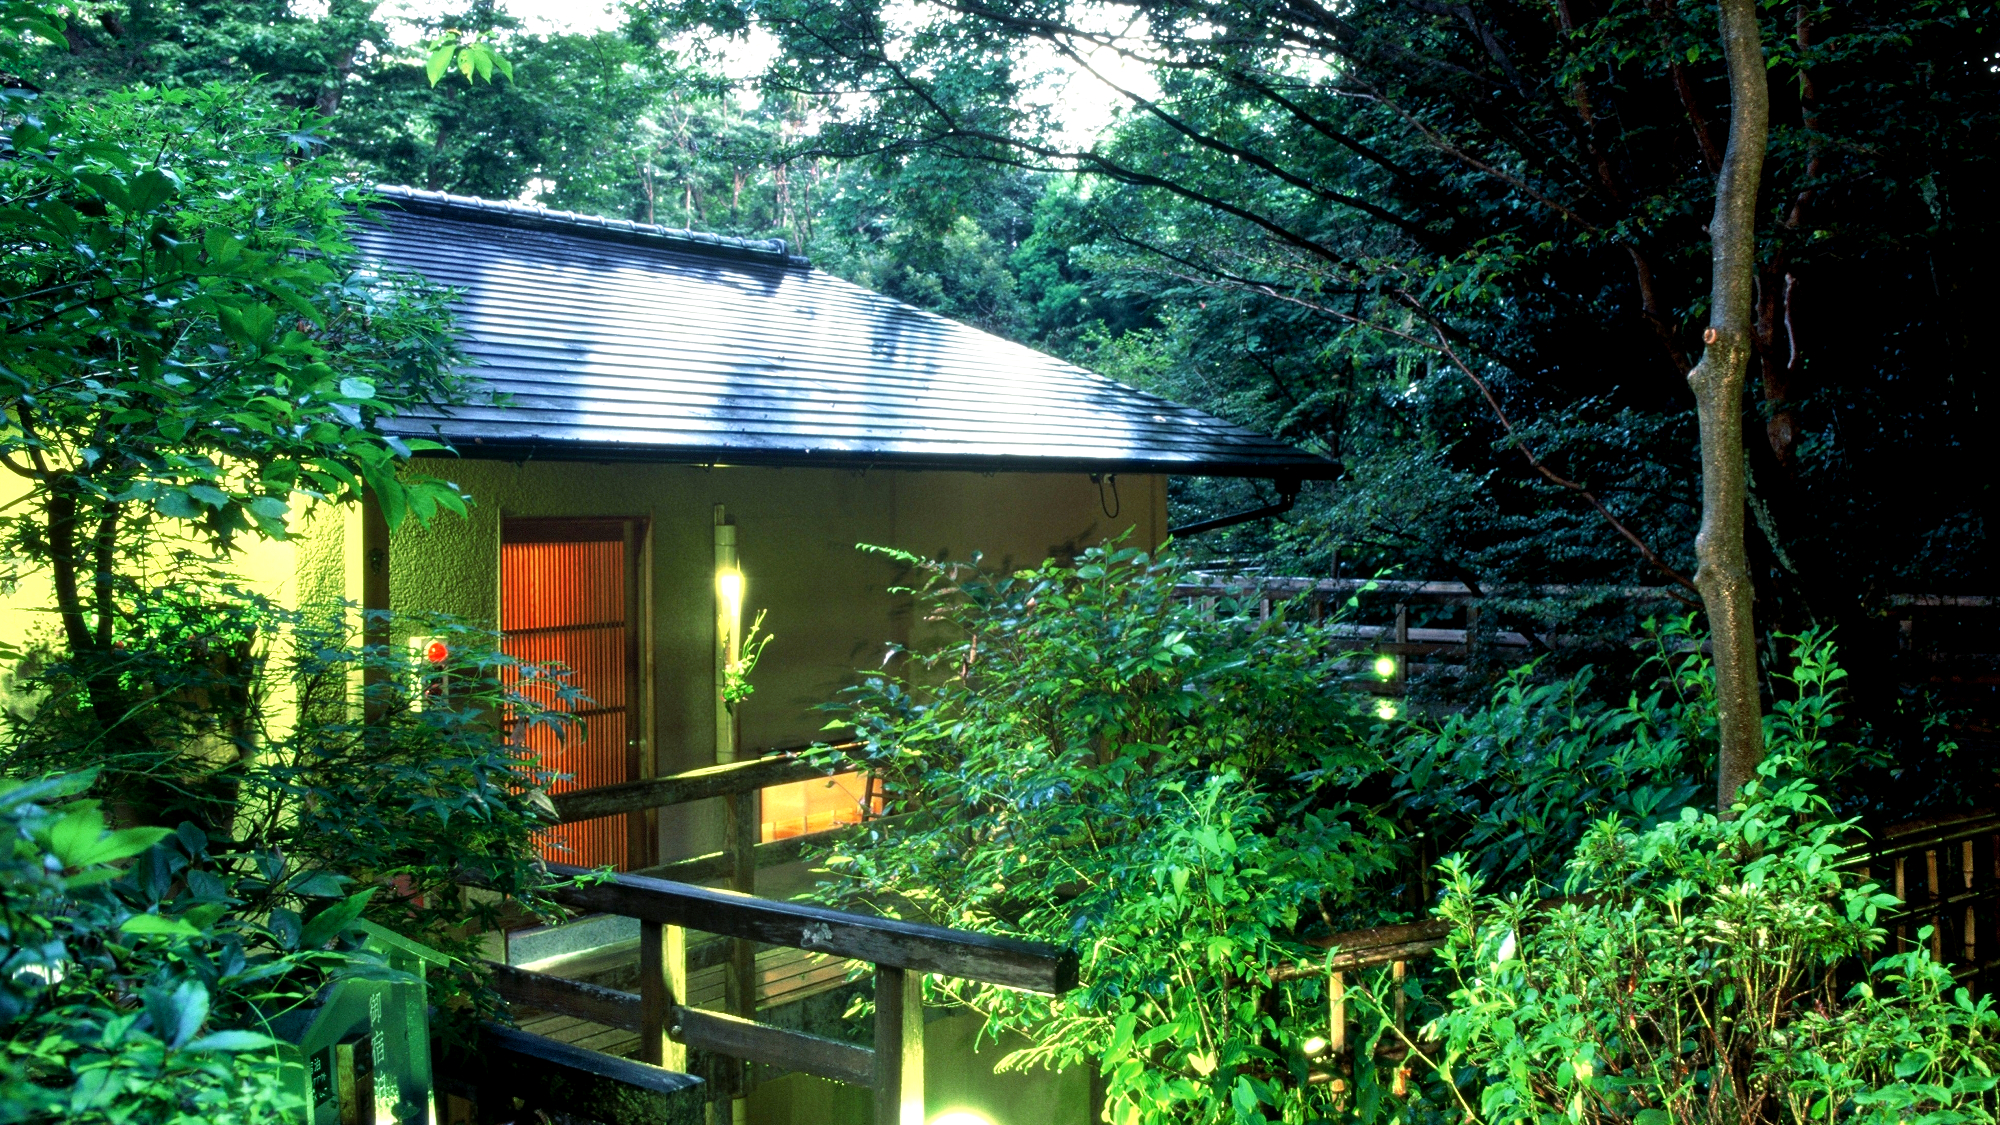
left=501, top=518, right=646, bottom=870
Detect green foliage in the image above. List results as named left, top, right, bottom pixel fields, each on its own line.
left=0, top=771, right=384, bottom=1124
left=813, top=542, right=1394, bottom=1124
left=1388, top=617, right=1717, bottom=890
left=1417, top=633, right=2000, bottom=1125
left=1, top=594, right=575, bottom=1043
left=423, top=30, right=513, bottom=88
left=721, top=608, right=772, bottom=709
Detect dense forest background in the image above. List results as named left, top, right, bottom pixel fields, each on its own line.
left=20, top=0, right=1993, bottom=746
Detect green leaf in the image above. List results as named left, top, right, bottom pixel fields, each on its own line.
left=217, top=302, right=278, bottom=348
left=146, top=979, right=210, bottom=1050
left=156, top=489, right=202, bottom=520
left=426, top=42, right=456, bottom=86
left=289, top=869, right=349, bottom=897
left=75, top=172, right=133, bottom=212
left=126, top=168, right=180, bottom=214
left=339, top=376, right=377, bottom=400
left=364, top=469, right=409, bottom=531
left=121, top=913, right=203, bottom=938
left=49, top=807, right=171, bottom=868
left=299, top=888, right=375, bottom=949
left=184, top=1030, right=278, bottom=1053
left=248, top=495, right=290, bottom=520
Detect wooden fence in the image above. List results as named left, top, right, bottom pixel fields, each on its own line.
left=1172, top=576, right=1684, bottom=704
left=1177, top=578, right=2000, bottom=730
left=1862, top=810, right=2000, bottom=989
left=1268, top=809, right=2000, bottom=1095
left=484, top=747, right=1076, bottom=1124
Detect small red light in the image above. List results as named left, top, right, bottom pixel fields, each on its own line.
left=425, top=640, right=450, bottom=664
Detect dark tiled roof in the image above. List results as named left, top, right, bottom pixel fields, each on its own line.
left=352, top=186, right=1337, bottom=478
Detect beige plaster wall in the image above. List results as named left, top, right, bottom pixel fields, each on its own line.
left=366, top=459, right=1166, bottom=862
left=0, top=473, right=308, bottom=721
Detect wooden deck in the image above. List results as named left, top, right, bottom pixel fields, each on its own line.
left=511, top=939, right=860, bottom=1059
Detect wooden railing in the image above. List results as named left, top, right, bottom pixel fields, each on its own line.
left=491, top=745, right=1078, bottom=1123
left=1269, top=917, right=1448, bottom=1093
left=495, top=864, right=1076, bottom=1122
left=548, top=748, right=865, bottom=885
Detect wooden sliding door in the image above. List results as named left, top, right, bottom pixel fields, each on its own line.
left=501, top=517, right=646, bottom=870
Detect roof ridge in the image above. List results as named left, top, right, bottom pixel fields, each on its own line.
left=364, top=184, right=807, bottom=267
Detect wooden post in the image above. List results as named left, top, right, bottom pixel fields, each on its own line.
left=1966, top=838, right=1978, bottom=968
left=1391, top=960, right=1409, bottom=1096
left=713, top=505, right=753, bottom=1115
left=1328, top=971, right=1345, bottom=1056
left=360, top=493, right=391, bottom=722
left=1391, top=959, right=1407, bottom=1030
left=1929, top=847, right=1945, bottom=962
left=873, top=966, right=924, bottom=1125
left=639, top=920, right=688, bottom=1072
left=1895, top=856, right=1908, bottom=951
left=627, top=519, right=654, bottom=868
left=1393, top=604, right=1409, bottom=696
left=724, top=789, right=759, bottom=1016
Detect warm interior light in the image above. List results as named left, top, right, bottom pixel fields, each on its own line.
left=929, top=1112, right=997, bottom=1125
left=1373, top=654, right=1397, bottom=679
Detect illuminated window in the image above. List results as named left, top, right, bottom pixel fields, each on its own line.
left=761, top=772, right=874, bottom=842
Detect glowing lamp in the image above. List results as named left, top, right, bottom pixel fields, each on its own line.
left=929, top=1112, right=996, bottom=1125
left=1372, top=654, right=1397, bottom=679
left=1376, top=698, right=1399, bottom=721
left=424, top=639, right=450, bottom=664
left=1302, top=1036, right=1329, bottom=1056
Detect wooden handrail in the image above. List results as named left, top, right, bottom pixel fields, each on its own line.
left=551, top=749, right=862, bottom=825
left=544, top=863, right=1078, bottom=995
left=548, top=744, right=860, bottom=824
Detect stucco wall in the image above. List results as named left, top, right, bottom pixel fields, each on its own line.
left=365, top=459, right=1166, bottom=862
left=0, top=473, right=308, bottom=720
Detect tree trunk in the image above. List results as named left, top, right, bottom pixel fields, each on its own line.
left=1689, top=0, right=1770, bottom=813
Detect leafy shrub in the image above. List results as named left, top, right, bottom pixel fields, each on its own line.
left=1387, top=616, right=1716, bottom=891
left=0, top=771, right=373, bottom=1124
left=1414, top=632, right=2000, bottom=1125
left=813, top=543, right=1395, bottom=1124
left=2, top=592, right=576, bottom=1042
